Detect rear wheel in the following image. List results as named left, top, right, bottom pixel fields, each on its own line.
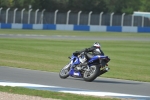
left=83, top=65, right=100, bottom=82
left=59, top=64, right=70, bottom=79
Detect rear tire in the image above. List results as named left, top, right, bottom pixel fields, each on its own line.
left=59, top=64, right=70, bottom=79
left=83, top=65, right=100, bottom=82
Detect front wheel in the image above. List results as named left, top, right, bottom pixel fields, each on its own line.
left=59, top=64, right=70, bottom=79
left=83, top=65, right=100, bottom=82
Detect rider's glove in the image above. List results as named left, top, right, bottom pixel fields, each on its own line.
left=84, top=48, right=88, bottom=52
left=73, top=51, right=80, bottom=56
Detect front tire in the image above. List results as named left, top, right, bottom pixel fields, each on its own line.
left=83, top=65, right=100, bottom=82
left=59, top=64, right=70, bottom=79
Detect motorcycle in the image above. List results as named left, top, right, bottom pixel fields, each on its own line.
left=59, top=52, right=110, bottom=82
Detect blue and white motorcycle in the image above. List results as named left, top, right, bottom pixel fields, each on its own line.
left=59, top=52, right=110, bottom=82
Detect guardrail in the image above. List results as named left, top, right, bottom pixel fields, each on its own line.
left=0, top=8, right=150, bottom=33
left=0, top=8, right=150, bottom=27
left=0, top=23, right=150, bottom=33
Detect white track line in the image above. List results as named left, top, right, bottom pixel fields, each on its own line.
left=0, top=81, right=149, bottom=99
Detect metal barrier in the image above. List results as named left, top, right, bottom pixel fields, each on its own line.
left=0, top=8, right=150, bottom=27
left=0, top=23, right=150, bottom=33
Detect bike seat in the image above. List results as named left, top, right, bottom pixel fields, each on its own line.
left=86, top=53, right=93, bottom=59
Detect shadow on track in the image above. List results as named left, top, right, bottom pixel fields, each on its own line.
left=93, top=79, right=141, bottom=85
left=67, top=77, right=141, bottom=85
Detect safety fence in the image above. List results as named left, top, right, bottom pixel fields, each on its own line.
left=0, top=23, right=150, bottom=33
left=0, top=8, right=150, bottom=26
left=0, top=8, right=150, bottom=33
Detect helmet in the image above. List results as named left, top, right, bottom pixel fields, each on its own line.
left=93, top=42, right=101, bottom=48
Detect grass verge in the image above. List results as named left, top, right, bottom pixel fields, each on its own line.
left=0, top=38, right=150, bottom=82
left=0, top=86, right=119, bottom=100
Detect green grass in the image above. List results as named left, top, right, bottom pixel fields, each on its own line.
left=0, top=86, right=118, bottom=100
left=0, top=29, right=150, bottom=82
left=0, top=38, right=150, bottom=82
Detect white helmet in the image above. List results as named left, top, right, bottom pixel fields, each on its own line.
left=93, top=42, right=101, bottom=48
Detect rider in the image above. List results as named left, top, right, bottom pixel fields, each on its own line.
left=73, top=42, right=104, bottom=56
left=85, top=42, right=104, bottom=56
left=73, top=42, right=109, bottom=73
left=73, top=42, right=105, bottom=70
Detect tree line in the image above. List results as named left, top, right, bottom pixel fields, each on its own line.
left=0, top=0, right=150, bottom=14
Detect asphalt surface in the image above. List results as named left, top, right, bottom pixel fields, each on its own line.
left=0, top=34, right=150, bottom=41
left=0, top=66, right=150, bottom=97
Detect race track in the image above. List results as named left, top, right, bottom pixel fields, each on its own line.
left=0, top=66, right=150, bottom=100
left=0, top=34, right=150, bottom=41
left=0, top=34, right=150, bottom=100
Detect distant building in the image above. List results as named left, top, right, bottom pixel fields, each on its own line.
left=134, top=11, right=150, bottom=18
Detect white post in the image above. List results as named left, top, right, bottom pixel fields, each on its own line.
left=0, top=7, right=3, bottom=15
left=110, top=12, right=114, bottom=26
left=35, top=9, right=39, bottom=24
left=40, top=9, right=45, bottom=24
left=99, top=12, right=103, bottom=25
left=142, top=15, right=144, bottom=27
left=88, top=11, right=92, bottom=26
left=54, top=10, right=58, bottom=24
left=13, top=8, right=18, bottom=23
left=21, top=8, right=25, bottom=23
left=77, top=11, right=82, bottom=25
left=28, top=9, right=32, bottom=24
left=66, top=10, right=71, bottom=25
left=6, top=8, right=10, bottom=23
left=131, top=14, right=134, bottom=26
left=121, top=13, right=125, bottom=26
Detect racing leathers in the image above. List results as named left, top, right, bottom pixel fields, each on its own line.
left=73, top=46, right=104, bottom=56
